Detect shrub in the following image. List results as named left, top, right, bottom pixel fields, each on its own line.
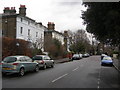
left=2, top=37, right=32, bottom=59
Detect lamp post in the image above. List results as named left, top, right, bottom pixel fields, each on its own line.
left=16, top=43, right=19, bottom=46
left=16, top=42, right=20, bottom=55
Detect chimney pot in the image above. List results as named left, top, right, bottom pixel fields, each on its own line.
left=20, top=5, right=26, bottom=8
left=19, top=5, right=26, bottom=16
left=11, top=7, right=15, bottom=10
left=4, top=7, right=16, bottom=14
left=4, top=7, right=10, bottom=10
left=47, top=22, right=55, bottom=30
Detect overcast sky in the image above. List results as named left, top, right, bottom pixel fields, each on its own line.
left=0, top=0, right=87, bottom=32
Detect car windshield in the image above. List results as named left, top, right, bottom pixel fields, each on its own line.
left=45, top=56, right=50, bottom=60
left=3, top=57, right=17, bottom=63
left=103, top=57, right=112, bottom=60
left=73, top=54, right=79, bottom=57
left=32, top=56, right=43, bottom=60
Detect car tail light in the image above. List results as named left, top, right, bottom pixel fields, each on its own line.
left=36, top=61, right=40, bottom=63
left=40, top=60, right=44, bottom=64
left=12, top=63, right=19, bottom=65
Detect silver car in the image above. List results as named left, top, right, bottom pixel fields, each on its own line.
left=83, top=53, right=90, bottom=57
left=72, top=54, right=81, bottom=60
left=32, top=55, right=54, bottom=69
left=1, top=56, right=39, bottom=76
left=79, top=54, right=83, bottom=59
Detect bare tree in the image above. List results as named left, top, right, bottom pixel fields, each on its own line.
left=69, top=29, right=91, bottom=53
left=27, top=35, right=44, bottom=50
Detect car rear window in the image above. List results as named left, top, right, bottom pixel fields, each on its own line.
left=32, top=56, right=43, bottom=60
left=103, top=57, right=112, bottom=60
left=3, top=57, right=17, bottom=63
left=73, top=54, right=79, bottom=57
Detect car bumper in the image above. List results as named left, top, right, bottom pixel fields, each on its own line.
left=101, top=62, right=113, bottom=65
left=72, top=58, right=80, bottom=60
left=38, top=64, right=44, bottom=68
left=2, top=69, right=19, bottom=73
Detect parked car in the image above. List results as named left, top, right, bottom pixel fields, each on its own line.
left=101, top=56, right=113, bottom=66
left=79, top=54, right=83, bottom=59
left=101, top=54, right=107, bottom=60
left=32, top=55, right=54, bottom=69
left=83, top=53, right=90, bottom=57
left=1, top=56, right=39, bottom=76
left=72, top=54, right=80, bottom=60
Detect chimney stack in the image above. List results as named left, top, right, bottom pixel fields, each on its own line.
left=10, top=7, right=16, bottom=14
left=64, top=31, right=68, bottom=37
left=19, top=5, right=26, bottom=16
left=47, top=22, right=55, bottom=30
left=4, top=7, right=16, bottom=14
left=4, top=7, right=10, bottom=14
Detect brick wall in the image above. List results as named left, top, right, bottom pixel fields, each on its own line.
left=44, top=31, right=52, bottom=51
left=2, top=15, right=16, bottom=38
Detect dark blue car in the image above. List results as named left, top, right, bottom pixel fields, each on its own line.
left=101, top=56, right=113, bottom=66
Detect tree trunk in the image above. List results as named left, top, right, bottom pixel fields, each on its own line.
left=118, top=44, right=120, bottom=59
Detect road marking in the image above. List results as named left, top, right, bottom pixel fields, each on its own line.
left=72, top=67, right=79, bottom=71
left=97, top=67, right=101, bottom=89
left=98, top=81, right=100, bottom=84
left=98, top=78, right=100, bottom=81
left=52, top=73, right=68, bottom=83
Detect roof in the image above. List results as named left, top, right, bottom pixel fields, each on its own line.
left=1, top=13, right=46, bottom=28
left=6, top=55, right=28, bottom=59
left=45, top=30, right=64, bottom=36
left=17, top=14, right=35, bottom=22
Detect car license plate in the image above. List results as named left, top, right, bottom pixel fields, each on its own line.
left=2, top=68, right=12, bottom=70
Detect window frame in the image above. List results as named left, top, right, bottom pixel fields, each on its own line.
left=20, top=27, right=23, bottom=35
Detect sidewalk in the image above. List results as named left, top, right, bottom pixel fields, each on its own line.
left=113, top=58, right=120, bottom=72
left=54, top=58, right=71, bottom=64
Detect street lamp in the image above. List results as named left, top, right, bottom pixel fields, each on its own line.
left=16, top=43, right=20, bottom=47
left=16, top=42, right=20, bottom=55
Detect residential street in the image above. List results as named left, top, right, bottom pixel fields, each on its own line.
left=2, top=56, right=120, bottom=88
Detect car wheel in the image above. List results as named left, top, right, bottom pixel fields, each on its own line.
left=19, top=68, right=25, bottom=76
left=43, top=64, right=46, bottom=70
left=2, top=72, right=7, bottom=76
left=51, top=63, right=54, bottom=68
left=111, top=64, right=113, bottom=67
left=35, top=65, right=39, bottom=72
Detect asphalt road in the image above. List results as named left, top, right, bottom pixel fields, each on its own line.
left=2, top=56, right=120, bottom=88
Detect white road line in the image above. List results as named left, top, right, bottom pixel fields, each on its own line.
left=98, top=81, right=100, bottom=84
left=98, top=78, right=100, bottom=81
left=52, top=73, right=68, bottom=83
left=72, top=67, right=79, bottom=71
left=97, top=86, right=100, bottom=89
left=97, top=67, right=101, bottom=89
